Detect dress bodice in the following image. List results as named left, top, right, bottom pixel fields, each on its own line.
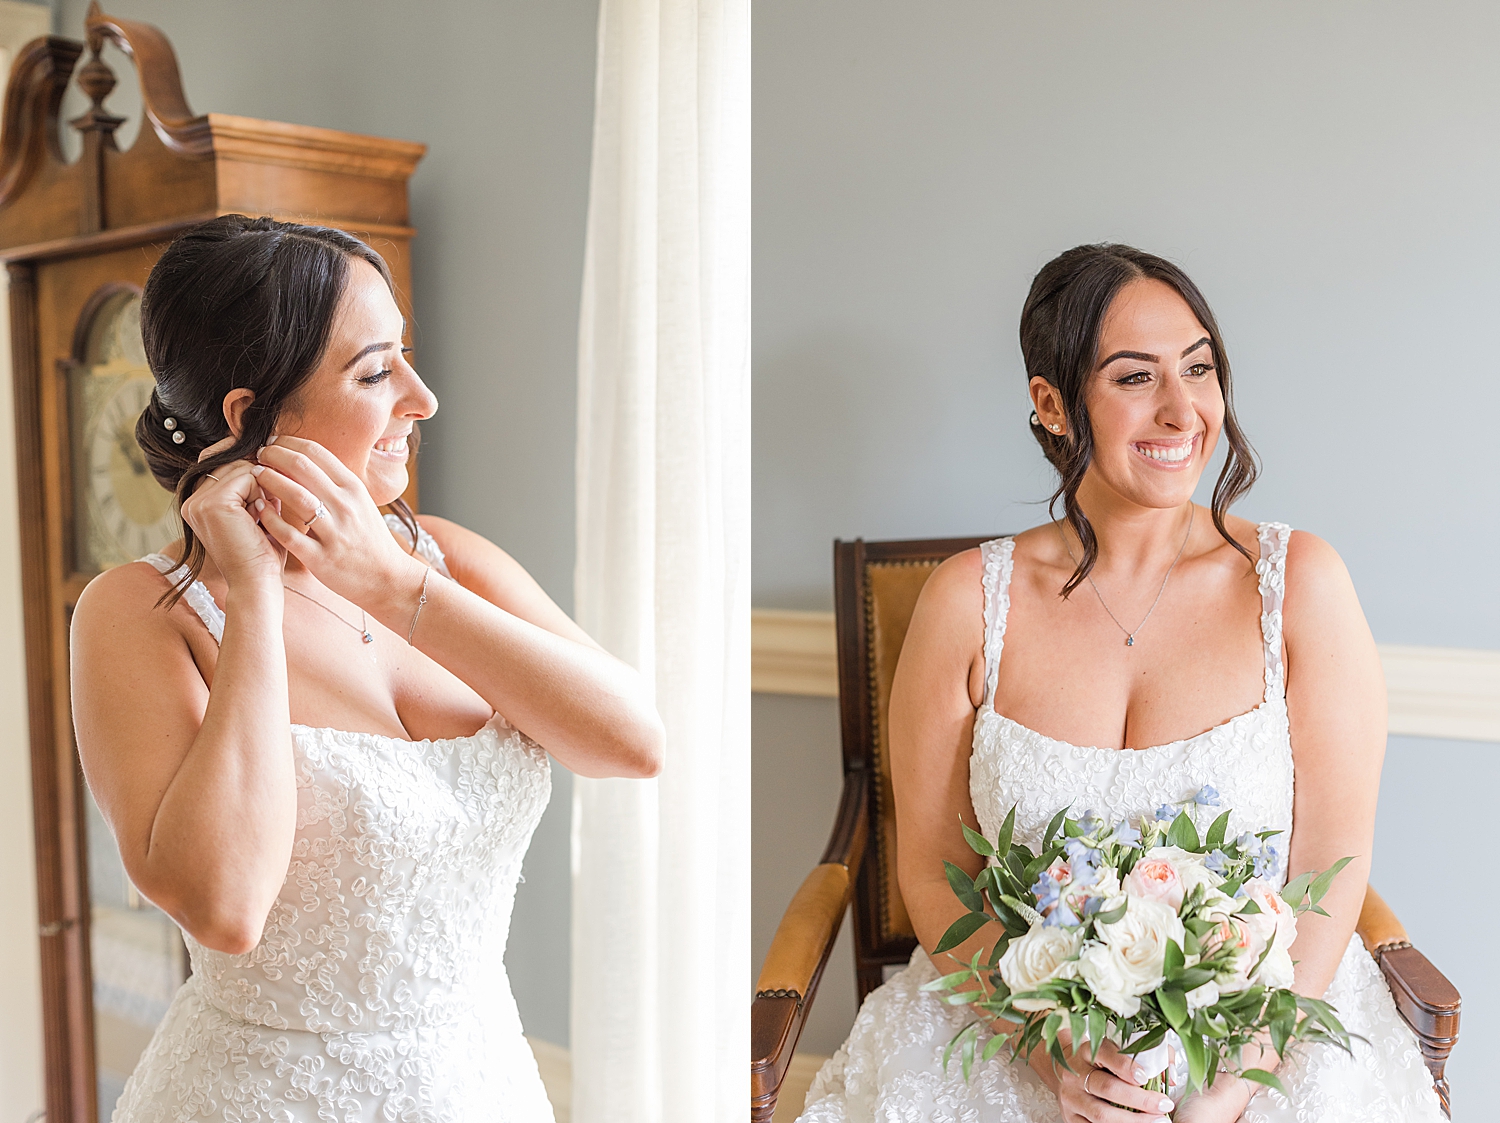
left=138, top=516, right=552, bottom=1037
left=968, top=522, right=1294, bottom=886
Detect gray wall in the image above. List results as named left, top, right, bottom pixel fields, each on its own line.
left=56, top=0, right=599, bottom=1047
left=753, top=0, right=1499, bottom=1101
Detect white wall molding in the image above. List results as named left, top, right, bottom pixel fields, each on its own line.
left=752, top=608, right=1500, bottom=743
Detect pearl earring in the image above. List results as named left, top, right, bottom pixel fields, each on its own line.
left=1049, top=423, right=1062, bottom=433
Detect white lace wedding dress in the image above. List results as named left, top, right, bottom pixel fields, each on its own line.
left=799, top=524, right=1446, bottom=1123
left=112, top=519, right=555, bottom=1122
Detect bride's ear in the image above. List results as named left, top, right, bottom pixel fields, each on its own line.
left=223, top=388, right=256, bottom=438
left=1029, top=376, right=1066, bottom=435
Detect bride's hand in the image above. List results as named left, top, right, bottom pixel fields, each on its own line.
left=1039, top=1034, right=1178, bottom=1123
left=249, top=434, right=419, bottom=603
left=179, top=437, right=284, bottom=588
left=1170, top=1072, right=1253, bottom=1123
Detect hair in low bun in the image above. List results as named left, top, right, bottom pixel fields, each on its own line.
left=1019, top=244, right=1259, bottom=597
left=139, top=214, right=420, bottom=604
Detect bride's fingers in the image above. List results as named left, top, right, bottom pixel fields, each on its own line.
left=1080, top=1067, right=1175, bottom=1116
left=254, top=493, right=313, bottom=555
left=256, top=438, right=342, bottom=502
left=251, top=465, right=321, bottom=525
left=1092, top=1042, right=1144, bottom=1086
left=266, top=433, right=363, bottom=488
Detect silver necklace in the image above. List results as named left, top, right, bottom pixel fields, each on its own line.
left=1056, top=505, right=1194, bottom=647
left=284, top=584, right=373, bottom=644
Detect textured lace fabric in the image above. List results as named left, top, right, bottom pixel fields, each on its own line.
left=122, top=525, right=555, bottom=1122
left=799, top=523, right=1446, bottom=1123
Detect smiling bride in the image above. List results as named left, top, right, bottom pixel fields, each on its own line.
left=69, top=214, right=664, bottom=1122
left=798, top=244, right=1446, bottom=1123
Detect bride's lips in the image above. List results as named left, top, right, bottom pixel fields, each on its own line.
left=372, top=432, right=411, bottom=460
left=1129, top=432, right=1198, bottom=470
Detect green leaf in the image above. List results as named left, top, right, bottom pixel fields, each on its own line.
left=995, top=805, right=1017, bottom=857
left=1043, top=806, right=1070, bottom=848
left=1280, top=871, right=1316, bottom=908
left=920, top=968, right=978, bottom=993
left=1174, top=966, right=1216, bottom=991
left=944, top=861, right=985, bottom=913
left=961, top=821, right=997, bottom=858
left=1183, top=1031, right=1208, bottom=1091
left=1042, top=1011, right=1062, bottom=1054
left=1205, top=809, right=1232, bottom=849
left=1094, top=900, right=1127, bottom=925
left=1120, top=1022, right=1166, bottom=1054
left=1069, top=1009, right=1086, bottom=1054
left=1307, top=856, right=1355, bottom=906
left=1239, top=898, right=1262, bottom=915
left=1242, top=1068, right=1288, bottom=1097
left=934, top=911, right=992, bottom=953
left=981, top=1032, right=1009, bottom=1063
left=1166, top=810, right=1200, bottom=851
left=1158, top=986, right=1188, bottom=1030
left=1164, top=939, right=1185, bottom=978
left=1087, top=1008, right=1106, bottom=1061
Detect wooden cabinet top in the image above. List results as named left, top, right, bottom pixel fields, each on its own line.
left=0, top=2, right=425, bottom=261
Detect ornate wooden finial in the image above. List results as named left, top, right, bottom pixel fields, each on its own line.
left=70, top=46, right=124, bottom=138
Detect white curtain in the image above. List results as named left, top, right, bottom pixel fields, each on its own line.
left=570, top=0, right=749, bottom=1119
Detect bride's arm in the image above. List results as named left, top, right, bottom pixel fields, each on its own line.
left=253, top=435, right=664, bottom=779
left=889, top=552, right=1168, bottom=1118
left=1280, top=530, right=1387, bottom=995
left=71, top=460, right=301, bottom=956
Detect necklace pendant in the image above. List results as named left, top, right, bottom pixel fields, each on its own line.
left=362, top=631, right=374, bottom=644
left=1125, top=635, right=1134, bottom=647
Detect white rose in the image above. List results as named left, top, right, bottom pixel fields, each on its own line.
left=1077, top=940, right=1141, bottom=1017
left=1254, top=944, right=1296, bottom=989
left=1083, top=897, right=1185, bottom=1015
left=999, top=925, right=1080, bottom=1012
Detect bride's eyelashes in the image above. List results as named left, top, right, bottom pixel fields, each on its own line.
left=357, top=368, right=391, bottom=386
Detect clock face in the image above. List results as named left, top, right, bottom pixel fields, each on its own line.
left=71, top=290, right=179, bottom=573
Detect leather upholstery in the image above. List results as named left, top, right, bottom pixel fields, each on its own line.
left=864, top=559, right=942, bottom=944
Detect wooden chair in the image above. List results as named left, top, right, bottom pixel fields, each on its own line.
left=752, top=536, right=1462, bottom=1121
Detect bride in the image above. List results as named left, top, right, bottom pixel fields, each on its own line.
left=799, top=245, right=1446, bottom=1122
left=70, top=214, right=664, bottom=1121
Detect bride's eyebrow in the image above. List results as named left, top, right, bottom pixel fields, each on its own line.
left=1096, top=336, right=1212, bottom=370
left=343, top=341, right=398, bottom=369
left=1097, top=348, right=1158, bottom=368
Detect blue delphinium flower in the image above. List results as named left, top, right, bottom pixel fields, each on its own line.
left=1236, top=831, right=1262, bottom=856
left=1043, top=899, right=1079, bottom=928
left=1194, top=784, right=1221, bottom=807
left=1032, top=872, right=1062, bottom=912
left=1077, top=811, right=1101, bottom=836
left=1264, top=839, right=1283, bottom=876
left=1111, top=822, right=1141, bottom=846
left=1205, top=849, right=1229, bottom=873
left=1155, top=804, right=1176, bottom=821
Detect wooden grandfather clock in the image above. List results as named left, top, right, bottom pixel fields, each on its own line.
left=0, top=7, right=425, bottom=1119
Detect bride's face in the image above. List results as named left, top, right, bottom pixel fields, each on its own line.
left=1079, top=277, right=1224, bottom=510
left=277, top=258, right=437, bottom=507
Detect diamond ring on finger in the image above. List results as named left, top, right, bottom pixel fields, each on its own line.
left=305, top=501, right=328, bottom=531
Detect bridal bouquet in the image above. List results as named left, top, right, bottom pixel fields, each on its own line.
left=922, top=791, right=1356, bottom=1101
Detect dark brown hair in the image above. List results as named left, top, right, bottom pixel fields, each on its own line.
left=136, top=214, right=420, bottom=603
left=1020, top=243, right=1258, bottom=596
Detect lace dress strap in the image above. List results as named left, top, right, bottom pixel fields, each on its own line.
left=978, top=537, right=1016, bottom=709
left=384, top=512, right=452, bottom=578
left=1254, top=522, right=1292, bottom=702
left=140, top=553, right=225, bottom=645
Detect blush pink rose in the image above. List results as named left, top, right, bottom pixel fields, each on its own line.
left=1124, top=856, right=1185, bottom=911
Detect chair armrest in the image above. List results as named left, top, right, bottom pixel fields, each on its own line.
left=1356, top=885, right=1460, bottom=1117
left=751, top=769, right=869, bottom=1122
